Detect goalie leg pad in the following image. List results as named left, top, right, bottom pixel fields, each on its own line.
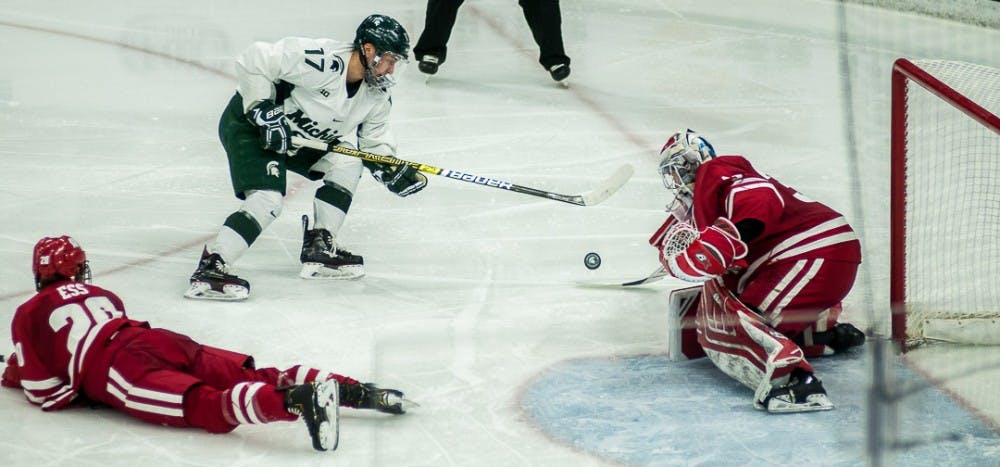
left=695, top=280, right=817, bottom=409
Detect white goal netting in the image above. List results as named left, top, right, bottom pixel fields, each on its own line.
left=895, top=59, right=1000, bottom=345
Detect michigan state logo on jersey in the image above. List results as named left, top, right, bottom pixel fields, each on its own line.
left=266, top=161, right=280, bottom=178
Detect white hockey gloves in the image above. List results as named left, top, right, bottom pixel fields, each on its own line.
left=246, top=100, right=291, bottom=154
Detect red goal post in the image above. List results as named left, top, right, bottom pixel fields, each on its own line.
left=890, top=58, right=1000, bottom=348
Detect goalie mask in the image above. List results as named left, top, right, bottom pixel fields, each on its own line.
left=32, top=235, right=91, bottom=291
left=354, top=14, right=410, bottom=91
left=658, top=129, right=716, bottom=195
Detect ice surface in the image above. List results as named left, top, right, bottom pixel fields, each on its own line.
left=0, top=0, right=998, bottom=465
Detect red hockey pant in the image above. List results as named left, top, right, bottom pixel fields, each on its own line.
left=83, top=327, right=352, bottom=433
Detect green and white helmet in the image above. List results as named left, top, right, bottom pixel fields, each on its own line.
left=354, top=14, right=410, bottom=90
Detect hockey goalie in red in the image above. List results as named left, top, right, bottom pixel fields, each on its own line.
left=650, top=130, right=865, bottom=413
left=2, top=236, right=415, bottom=451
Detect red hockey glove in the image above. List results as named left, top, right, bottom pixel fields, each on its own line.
left=1, top=353, right=21, bottom=388
left=665, top=217, right=748, bottom=282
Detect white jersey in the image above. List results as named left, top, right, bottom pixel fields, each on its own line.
left=234, top=37, right=396, bottom=156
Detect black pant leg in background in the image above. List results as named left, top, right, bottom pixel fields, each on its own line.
left=414, top=0, right=466, bottom=63
left=518, top=0, right=570, bottom=69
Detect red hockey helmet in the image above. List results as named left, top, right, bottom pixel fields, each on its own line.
left=32, top=236, right=90, bottom=290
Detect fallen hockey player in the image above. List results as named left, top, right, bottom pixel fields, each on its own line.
left=4, top=235, right=415, bottom=450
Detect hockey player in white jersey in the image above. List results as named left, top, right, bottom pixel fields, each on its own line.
left=186, top=14, right=427, bottom=300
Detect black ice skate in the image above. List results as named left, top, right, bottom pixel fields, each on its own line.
left=755, top=369, right=834, bottom=414
left=283, top=381, right=339, bottom=452
left=827, top=323, right=866, bottom=354
left=797, top=322, right=867, bottom=356
left=418, top=55, right=440, bottom=75
left=340, top=382, right=418, bottom=415
left=548, top=63, right=571, bottom=86
left=299, top=215, right=365, bottom=280
left=184, top=248, right=250, bottom=301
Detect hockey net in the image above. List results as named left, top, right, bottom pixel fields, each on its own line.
left=890, top=58, right=1000, bottom=348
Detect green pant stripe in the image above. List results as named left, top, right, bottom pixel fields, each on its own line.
left=224, top=211, right=263, bottom=246
left=316, top=184, right=353, bottom=213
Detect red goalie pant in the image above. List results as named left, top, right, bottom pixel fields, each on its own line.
left=82, top=327, right=356, bottom=433
left=727, top=258, right=859, bottom=357
left=696, top=280, right=812, bottom=396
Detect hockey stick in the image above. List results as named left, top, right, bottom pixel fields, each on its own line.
left=574, top=266, right=671, bottom=290
left=290, top=136, right=633, bottom=206
left=621, top=266, right=670, bottom=286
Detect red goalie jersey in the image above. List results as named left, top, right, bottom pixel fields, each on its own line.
left=689, top=155, right=861, bottom=274
left=2, top=281, right=146, bottom=410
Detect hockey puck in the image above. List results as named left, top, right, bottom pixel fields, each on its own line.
left=584, top=252, right=602, bottom=270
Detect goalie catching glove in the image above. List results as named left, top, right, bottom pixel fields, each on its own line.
left=662, top=217, right=748, bottom=282
left=365, top=161, right=427, bottom=197
left=246, top=100, right=291, bottom=154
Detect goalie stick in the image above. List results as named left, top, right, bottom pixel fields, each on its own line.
left=579, top=267, right=669, bottom=289
left=290, top=136, right=633, bottom=206
left=574, top=266, right=671, bottom=290
left=621, top=266, right=670, bottom=286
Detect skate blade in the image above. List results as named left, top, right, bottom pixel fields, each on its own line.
left=299, top=263, right=365, bottom=280
left=400, top=397, right=420, bottom=412
left=183, top=282, right=249, bottom=301
left=764, top=394, right=834, bottom=414
left=315, top=381, right=340, bottom=451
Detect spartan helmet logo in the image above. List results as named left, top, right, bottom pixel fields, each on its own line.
left=266, top=161, right=280, bottom=178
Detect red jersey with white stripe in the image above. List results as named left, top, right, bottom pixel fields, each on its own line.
left=691, top=155, right=861, bottom=272
left=6, top=281, right=146, bottom=410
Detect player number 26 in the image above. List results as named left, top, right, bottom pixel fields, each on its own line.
left=48, top=296, right=124, bottom=354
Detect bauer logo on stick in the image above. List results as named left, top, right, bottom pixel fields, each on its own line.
left=584, top=252, right=602, bottom=270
